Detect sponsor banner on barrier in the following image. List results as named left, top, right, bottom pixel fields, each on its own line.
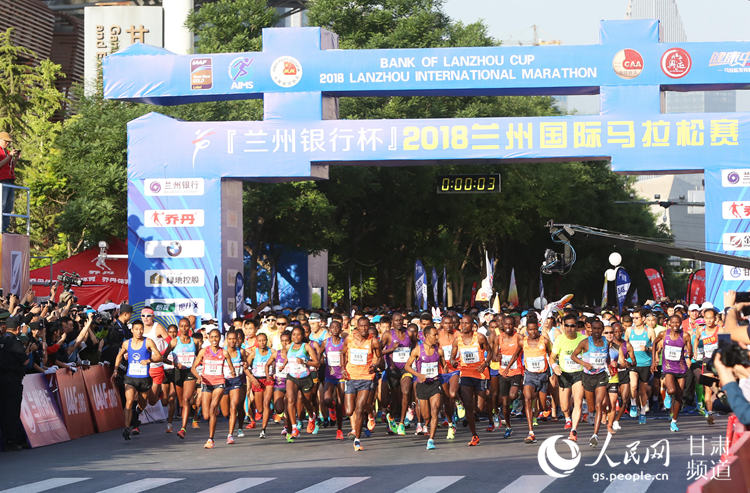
left=81, top=365, right=124, bottom=433
left=20, top=373, right=70, bottom=448
left=55, top=368, right=96, bottom=439
left=722, top=201, right=750, bottom=219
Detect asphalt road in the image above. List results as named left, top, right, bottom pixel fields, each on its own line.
left=0, top=413, right=732, bottom=493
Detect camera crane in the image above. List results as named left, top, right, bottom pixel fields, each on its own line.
left=541, top=220, right=750, bottom=274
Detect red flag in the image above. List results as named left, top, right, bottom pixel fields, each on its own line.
left=686, top=269, right=706, bottom=305
left=644, top=268, right=666, bottom=300
left=470, top=281, right=477, bottom=307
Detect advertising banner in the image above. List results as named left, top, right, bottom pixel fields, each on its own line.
left=431, top=267, right=438, bottom=307
left=687, top=268, right=706, bottom=305
left=55, top=368, right=96, bottom=439
left=20, top=374, right=70, bottom=448
left=507, top=268, right=519, bottom=308
left=644, top=268, right=666, bottom=300
left=81, top=365, right=124, bottom=433
left=414, top=260, right=427, bottom=310
left=615, top=267, right=631, bottom=313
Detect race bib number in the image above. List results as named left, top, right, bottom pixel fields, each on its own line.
left=176, top=352, right=194, bottom=368
left=275, top=361, right=287, bottom=378
left=393, top=347, right=410, bottom=363
left=526, top=356, right=545, bottom=372
left=327, top=350, right=341, bottom=367
left=590, top=354, right=607, bottom=369
left=664, top=344, right=682, bottom=362
left=562, top=355, right=582, bottom=372
left=703, top=343, right=718, bottom=359
left=461, top=348, right=479, bottom=364
left=631, top=340, right=646, bottom=352
left=204, top=360, right=223, bottom=376
left=286, top=357, right=304, bottom=376
left=350, top=348, right=368, bottom=365
left=252, top=360, right=266, bottom=377
left=442, top=345, right=454, bottom=359
left=422, top=361, right=438, bottom=379
left=695, top=347, right=704, bottom=361
left=130, top=362, right=148, bottom=376
left=500, top=354, right=517, bottom=370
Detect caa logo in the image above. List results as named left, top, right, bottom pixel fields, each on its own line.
left=270, top=56, right=303, bottom=88
left=229, top=57, right=254, bottom=90
left=537, top=435, right=581, bottom=478
left=612, top=49, right=644, bottom=79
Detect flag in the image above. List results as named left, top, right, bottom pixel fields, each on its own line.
left=539, top=272, right=545, bottom=301
left=631, top=288, right=638, bottom=305
left=414, top=260, right=428, bottom=311
left=431, top=267, right=438, bottom=307
left=644, top=268, right=666, bottom=300
left=508, top=268, right=519, bottom=307
left=686, top=268, right=706, bottom=305
left=492, top=292, right=501, bottom=313
left=235, top=272, right=244, bottom=316
left=600, top=275, right=608, bottom=309
left=470, top=281, right=477, bottom=307
left=475, top=250, right=494, bottom=302
left=442, top=265, right=447, bottom=307
left=615, top=267, right=631, bottom=313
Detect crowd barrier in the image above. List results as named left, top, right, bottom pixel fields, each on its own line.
left=19, top=365, right=125, bottom=448
left=686, top=414, right=749, bottom=493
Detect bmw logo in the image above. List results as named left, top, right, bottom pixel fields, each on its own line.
left=166, top=241, right=183, bottom=257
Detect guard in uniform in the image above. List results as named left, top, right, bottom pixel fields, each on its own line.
left=0, top=316, right=28, bottom=450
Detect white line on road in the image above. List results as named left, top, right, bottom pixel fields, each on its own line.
left=395, top=476, right=465, bottom=493
left=96, top=478, right=184, bottom=493
left=602, top=479, right=654, bottom=493
left=0, top=477, right=90, bottom=493
left=498, top=475, right=555, bottom=493
left=197, top=477, right=276, bottom=493
left=296, top=477, right=370, bottom=493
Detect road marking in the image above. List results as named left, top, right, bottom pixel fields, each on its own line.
left=395, top=476, right=464, bottom=493
left=197, top=478, right=276, bottom=493
left=602, top=479, right=654, bottom=493
left=498, top=475, right=555, bottom=493
left=296, top=477, right=370, bottom=493
left=97, top=478, right=184, bottom=493
left=0, top=478, right=90, bottom=493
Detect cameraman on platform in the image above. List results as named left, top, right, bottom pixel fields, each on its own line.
left=714, top=290, right=750, bottom=426
left=0, top=131, right=18, bottom=233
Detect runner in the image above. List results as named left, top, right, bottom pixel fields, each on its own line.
left=405, top=325, right=445, bottom=450
left=550, top=313, right=585, bottom=439
left=191, top=328, right=236, bottom=449
left=571, top=319, right=609, bottom=447
left=247, top=333, right=274, bottom=438
left=438, top=314, right=459, bottom=440
left=281, top=326, right=320, bottom=441
left=162, top=324, right=178, bottom=433
left=450, top=314, right=490, bottom=446
left=625, top=309, right=655, bottom=424
left=485, top=319, right=502, bottom=432
left=308, top=312, right=328, bottom=430
left=610, top=322, right=636, bottom=430
left=520, top=315, right=552, bottom=444
left=652, top=314, right=692, bottom=432
left=112, top=318, right=163, bottom=440
left=496, top=314, right=523, bottom=439
left=140, top=307, right=168, bottom=340
left=698, top=303, right=721, bottom=425
left=322, top=321, right=346, bottom=440
left=266, top=331, right=292, bottom=437
left=161, top=318, right=199, bottom=438
left=342, top=316, right=382, bottom=452
left=381, top=312, right=415, bottom=435
left=222, top=329, right=247, bottom=443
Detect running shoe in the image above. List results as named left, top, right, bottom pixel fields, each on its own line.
left=307, top=418, right=316, bottom=434
left=456, top=402, right=466, bottom=419
left=664, top=393, right=672, bottom=410
left=131, top=427, right=140, bottom=435
left=367, top=416, right=376, bottom=431
left=487, top=423, right=495, bottom=432
left=670, top=420, right=679, bottom=432
left=397, top=423, right=406, bottom=436
left=589, top=434, right=598, bottom=447
left=281, top=427, right=288, bottom=436
left=587, top=414, right=595, bottom=426
left=446, top=424, right=456, bottom=440
left=504, top=428, right=512, bottom=439
left=177, top=428, right=186, bottom=439
left=538, top=410, right=551, bottom=421
left=612, top=421, right=621, bottom=432
left=347, top=430, right=356, bottom=440
left=441, top=418, right=450, bottom=427
left=568, top=430, right=577, bottom=442
left=236, top=429, right=245, bottom=438
left=259, top=430, right=266, bottom=439
left=697, top=403, right=707, bottom=417
left=245, top=421, right=256, bottom=429
left=426, top=438, right=436, bottom=450
left=386, top=413, right=398, bottom=434
left=286, top=434, right=295, bottom=443
left=707, top=412, right=715, bottom=425
left=122, top=427, right=131, bottom=440
left=363, top=429, right=371, bottom=438
left=192, top=420, right=200, bottom=429
left=406, top=405, right=415, bottom=423
left=638, top=414, right=647, bottom=425
left=312, top=420, right=320, bottom=435
left=297, top=420, right=303, bottom=430
left=204, top=438, right=215, bottom=449
left=291, top=427, right=300, bottom=438
left=415, top=423, right=424, bottom=435
left=524, top=432, right=536, bottom=444
left=254, top=410, right=262, bottom=421
left=493, top=413, right=500, bottom=428
left=532, top=417, right=538, bottom=427
left=226, top=434, right=235, bottom=445
left=354, top=439, right=363, bottom=452
left=468, top=434, right=480, bottom=446
left=629, top=404, right=637, bottom=418
left=563, top=420, right=572, bottom=430
left=336, top=429, right=345, bottom=440
left=330, top=408, right=337, bottom=421
left=642, top=404, right=650, bottom=414
left=166, top=423, right=173, bottom=433
left=273, top=414, right=282, bottom=423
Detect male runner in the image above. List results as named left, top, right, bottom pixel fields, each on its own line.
left=571, top=319, right=609, bottom=447
left=437, top=314, right=459, bottom=439
left=322, top=321, right=346, bottom=439
left=381, top=312, right=414, bottom=435
left=520, top=316, right=551, bottom=444
left=625, top=309, right=655, bottom=424
left=550, top=313, right=585, bottom=436
left=496, top=314, right=524, bottom=439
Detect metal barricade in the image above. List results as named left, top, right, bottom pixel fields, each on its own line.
left=0, top=182, right=30, bottom=235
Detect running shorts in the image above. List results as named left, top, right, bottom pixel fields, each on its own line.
left=439, top=370, right=459, bottom=385
left=558, top=371, right=583, bottom=389
left=223, top=376, right=244, bottom=393
left=459, top=376, right=488, bottom=391
left=123, top=376, right=153, bottom=394
left=149, top=366, right=165, bottom=385
left=416, top=380, right=442, bottom=400
left=201, top=382, right=225, bottom=392
left=164, top=368, right=175, bottom=385
left=498, top=374, right=523, bottom=397
left=345, top=379, right=374, bottom=394
left=582, top=372, right=609, bottom=392
left=523, top=371, right=549, bottom=393
left=663, top=371, right=686, bottom=379
left=631, top=366, right=652, bottom=384
left=174, top=368, right=197, bottom=387
left=287, top=375, right=314, bottom=393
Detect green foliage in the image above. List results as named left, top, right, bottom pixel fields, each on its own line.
left=186, top=0, right=278, bottom=54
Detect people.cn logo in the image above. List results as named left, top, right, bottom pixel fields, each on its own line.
left=537, top=435, right=581, bottom=478
left=228, top=57, right=254, bottom=90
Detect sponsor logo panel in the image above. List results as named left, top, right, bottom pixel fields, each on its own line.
left=722, top=169, right=750, bottom=187
left=146, top=298, right=206, bottom=316
left=229, top=56, right=255, bottom=90
left=144, top=178, right=204, bottom=196
left=144, top=209, right=205, bottom=228
left=145, top=269, right=205, bottom=287
left=723, top=233, right=750, bottom=251
left=270, top=56, right=302, bottom=88
left=190, top=57, right=213, bottom=90
left=144, top=240, right=205, bottom=258
left=612, top=48, right=644, bottom=79
left=724, top=265, right=750, bottom=281
left=661, top=47, right=691, bottom=78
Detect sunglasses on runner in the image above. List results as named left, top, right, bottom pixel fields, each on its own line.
left=142, top=314, right=153, bottom=318
left=563, top=323, right=577, bottom=328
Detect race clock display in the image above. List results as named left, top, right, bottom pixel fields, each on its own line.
left=436, top=173, right=501, bottom=194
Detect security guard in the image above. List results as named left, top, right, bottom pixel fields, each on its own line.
left=0, top=315, right=28, bottom=450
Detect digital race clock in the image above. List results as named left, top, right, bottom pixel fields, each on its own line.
left=436, top=174, right=501, bottom=194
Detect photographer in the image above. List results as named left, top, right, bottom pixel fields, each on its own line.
left=0, top=131, right=18, bottom=233
left=722, top=290, right=750, bottom=347
left=713, top=351, right=750, bottom=426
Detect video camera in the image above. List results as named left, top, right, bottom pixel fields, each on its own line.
left=57, top=271, right=83, bottom=291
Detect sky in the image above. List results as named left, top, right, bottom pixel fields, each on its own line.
left=442, top=0, right=750, bottom=45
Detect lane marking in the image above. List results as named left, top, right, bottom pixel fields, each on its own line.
left=498, top=475, right=555, bottom=493
left=395, top=476, right=464, bottom=493
left=197, top=478, right=276, bottom=493
left=0, top=477, right=90, bottom=493
left=296, top=477, right=370, bottom=493
left=602, top=478, right=654, bottom=493
left=96, top=478, right=183, bottom=493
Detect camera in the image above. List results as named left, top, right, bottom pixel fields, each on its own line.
left=57, top=271, right=83, bottom=291
left=715, top=337, right=750, bottom=368
left=735, top=291, right=750, bottom=316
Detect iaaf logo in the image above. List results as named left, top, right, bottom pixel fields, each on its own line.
left=538, top=435, right=581, bottom=478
